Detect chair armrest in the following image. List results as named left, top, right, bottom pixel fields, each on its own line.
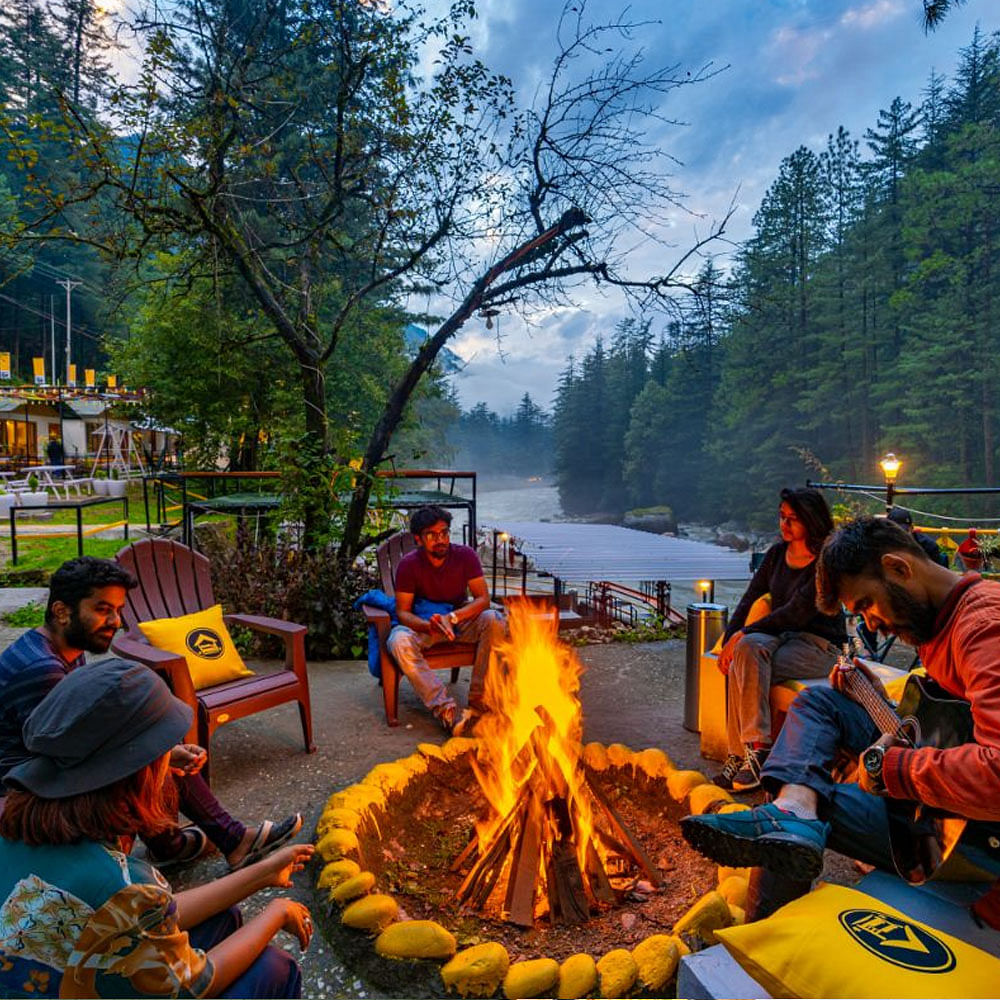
left=224, top=614, right=307, bottom=676
left=362, top=606, right=393, bottom=642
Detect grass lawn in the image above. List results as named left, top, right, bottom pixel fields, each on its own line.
left=1, top=536, right=125, bottom=575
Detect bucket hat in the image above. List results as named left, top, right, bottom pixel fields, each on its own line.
left=5, top=658, right=192, bottom=797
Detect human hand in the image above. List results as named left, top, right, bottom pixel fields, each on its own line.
left=253, top=843, right=314, bottom=889
left=268, top=899, right=313, bottom=950
left=857, top=734, right=896, bottom=796
left=831, top=656, right=889, bottom=703
left=169, top=744, right=208, bottom=776
left=429, top=613, right=455, bottom=641
left=717, top=633, right=739, bottom=676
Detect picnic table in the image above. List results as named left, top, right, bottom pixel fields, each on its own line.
left=29, top=464, right=91, bottom=499
left=8, top=494, right=129, bottom=564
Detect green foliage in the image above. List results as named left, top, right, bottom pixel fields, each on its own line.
left=1, top=600, right=45, bottom=627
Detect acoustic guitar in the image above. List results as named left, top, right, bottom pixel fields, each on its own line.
left=838, top=643, right=973, bottom=884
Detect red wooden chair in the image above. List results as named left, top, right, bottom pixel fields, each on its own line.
left=363, top=531, right=475, bottom=726
left=111, top=538, right=315, bottom=781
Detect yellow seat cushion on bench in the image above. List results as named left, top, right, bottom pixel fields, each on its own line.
left=716, top=882, right=1000, bottom=999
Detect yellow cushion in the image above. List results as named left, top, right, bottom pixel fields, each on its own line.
left=716, top=883, right=1000, bottom=999
left=710, top=594, right=771, bottom=655
left=138, top=604, right=253, bottom=691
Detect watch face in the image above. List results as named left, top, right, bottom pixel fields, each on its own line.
left=863, top=746, right=883, bottom=777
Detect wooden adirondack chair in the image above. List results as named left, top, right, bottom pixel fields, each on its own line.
left=111, top=538, right=315, bottom=781
left=364, top=531, right=476, bottom=726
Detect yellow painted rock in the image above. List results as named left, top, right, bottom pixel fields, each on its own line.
left=328, top=784, right=386, bottom=813
left=503, top=958, right=559, bottom=1000
left=418, top=741, right=447, bottom=761
left=582, top=742, right=610, bottom=771
left=316, top=858, right=361, bottom=890
left=688, top=783, right=734, bottom=814
left=341, top=894, right=399, bottom=933
left=667, top=769, right=708, bottom=802
left=605, top=742, right=634, bottom=768
left=316, top=807, right=362, bottom=835
left=374, top=920, right=457, bottom=961
left=557, top=953, right=598, bottom=999
left=717, top=865, right=751, bottom=884
left=673, top=890, right=733, bottom=944
left=397, top=752, right=429, bottom=777
left=441, top=736, right=477, bottom=761
left=632, top=934, right=680, bottom=991
left=316, top=828, right=360, bottom=862
left=730, top=904, right=746, bottom=925
left=363, top=762, right=411, bottom=794
left=441, top=942, right=510, bottom=997
left=718, top=802, right=751, bottom=814
left=596, top=949, right=638, bottom=998
left=635, top=747, right=676, bottom=778
left=329, top=871, right=376, bottom=904
left=718, top=875, right=748, bottom=909
left=671, top=935, right=690, bottom=958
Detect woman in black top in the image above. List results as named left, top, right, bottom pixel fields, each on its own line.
left=713, top=487, right=847, bottom=792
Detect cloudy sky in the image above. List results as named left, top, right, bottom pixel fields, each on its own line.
left=435, top=0, right=996, bottom=416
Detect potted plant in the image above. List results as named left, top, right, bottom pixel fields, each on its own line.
left=23, top=473, right=48, bottom=507
left=92, top=470, right=108, bottom=495
left=105, top=469, right=128, bottom=498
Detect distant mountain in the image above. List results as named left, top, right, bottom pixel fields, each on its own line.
left=404, top=324, right=462, bottom=374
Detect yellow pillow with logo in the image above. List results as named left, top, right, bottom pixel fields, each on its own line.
left=710, top=594, right=772, bottom=655
left=138, top=604, right=254, bottom=691
left=715, top=882, right=1000, bottom=999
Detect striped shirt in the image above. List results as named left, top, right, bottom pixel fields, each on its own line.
left=0, top=629, right=82, bottom=780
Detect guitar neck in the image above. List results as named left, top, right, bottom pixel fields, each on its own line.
left=843, top=668, right=905, bottom=738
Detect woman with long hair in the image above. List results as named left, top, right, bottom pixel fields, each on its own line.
left=713, top=487, right=847, bottom=793
left=0, top=658, right=313, bottom=998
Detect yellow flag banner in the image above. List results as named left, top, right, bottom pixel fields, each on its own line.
left=68, top=364, right=77, bottom=387
left=85, top=368, right=95, bottom=388
left=0, top=352, right=10, bottom=379
left=106, top=374, right=117, bottom=389
left=716, top=883, right=1000, bottom=998
left=32, top=357, right=45, bottom=386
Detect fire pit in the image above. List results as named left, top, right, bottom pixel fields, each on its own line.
left=314, top=604, right=750, bottom=998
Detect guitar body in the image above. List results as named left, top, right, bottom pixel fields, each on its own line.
left=882, top=674, right=973, bottom=884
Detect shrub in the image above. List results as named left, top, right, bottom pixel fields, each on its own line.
left=202, top=534, right=375, bottom=659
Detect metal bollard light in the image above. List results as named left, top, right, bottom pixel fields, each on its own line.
left=684, top=602, right=729, bottom=732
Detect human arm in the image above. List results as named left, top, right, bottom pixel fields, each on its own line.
left=457, top=576, right=491, bottom=625
left=881, top=606, right=1000, bottom=820
left=173, top=843, right=313, bottom=929
left=721, top=546, right=777, bottom=643
left=205, top=899, right=312, bottom=996
left=396, top=589, right=455, bottom=639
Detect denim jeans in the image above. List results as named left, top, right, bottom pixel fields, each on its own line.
left=754, top=685, right=1000, bottom=913
left=387, top=609, right=506, bottom=720
left=145, top=772, right=247, bottom=859
left=188, top=905, right=301, bottom=998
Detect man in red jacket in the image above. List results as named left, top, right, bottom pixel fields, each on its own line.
left=682, top=516, right=1000, bottom=926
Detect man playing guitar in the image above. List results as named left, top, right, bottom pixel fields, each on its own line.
left=682, top=515, right=1000, bottom=928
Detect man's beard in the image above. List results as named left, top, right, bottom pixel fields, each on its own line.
left=62, top=611, right=115, bottom=653
left=884, top=581, right=938, bottom=646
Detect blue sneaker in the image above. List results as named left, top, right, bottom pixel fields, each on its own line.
left=681, top=802, right=829, bottom=881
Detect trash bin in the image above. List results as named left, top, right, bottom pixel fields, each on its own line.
left=684, top=603, right=728, bottom=732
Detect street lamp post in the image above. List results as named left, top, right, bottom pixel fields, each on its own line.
left=696, top=579, right=715, bottom=603
left=491, top=530, right=508, bottom=601
left=879, top=452, right=901, bottom=512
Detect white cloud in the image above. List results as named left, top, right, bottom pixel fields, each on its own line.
left=840, top=0, right=905, bottom=30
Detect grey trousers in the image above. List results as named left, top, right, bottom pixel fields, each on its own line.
left=387, top=610, right=506, bottom=720
left=726, top=630, right=839, bottom=753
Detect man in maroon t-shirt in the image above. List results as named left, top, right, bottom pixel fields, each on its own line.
left=387, top=506, right=506, bottom=733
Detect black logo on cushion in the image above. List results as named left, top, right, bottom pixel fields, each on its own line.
left=838, top=908, right=956, bottom=972
left=186, top=628, right=224, bottom=660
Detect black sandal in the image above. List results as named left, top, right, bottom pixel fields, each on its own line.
left=148, top=826, right=209, bottom=869
left=228, top=813, right=303, bottom=872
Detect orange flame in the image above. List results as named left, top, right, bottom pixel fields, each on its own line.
left=471, top=600, right=597, bottom=879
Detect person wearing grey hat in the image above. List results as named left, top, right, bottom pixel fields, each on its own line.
left=886, top=506, right=948, bottom=567
left=0, top=658, right=314, bottom=998
left=0, top=555, right=302, bottom=871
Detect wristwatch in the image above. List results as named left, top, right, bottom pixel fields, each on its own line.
left=448, top=611, right=459, bottom=626
left=862, top=743, right=887, bottom=794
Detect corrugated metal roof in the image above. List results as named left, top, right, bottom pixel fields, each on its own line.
left=484, top=521, right=752, bottom=583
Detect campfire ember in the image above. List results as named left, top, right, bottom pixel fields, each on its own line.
left=453, top=602, right=659, bottom=927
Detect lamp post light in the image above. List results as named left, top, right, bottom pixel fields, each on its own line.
left=697, top=579, right=714, bottom=603
left=879, top=452, right=901, bottom=511
left=491, top=530, right=508, bottom=601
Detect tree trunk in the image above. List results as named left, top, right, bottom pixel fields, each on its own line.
left=299, top=354, right=329, bottom=549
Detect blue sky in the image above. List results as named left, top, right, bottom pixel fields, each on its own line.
left=439, top=0, right=997, bottom=415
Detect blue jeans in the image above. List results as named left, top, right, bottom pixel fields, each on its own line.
left=145, top=772, right=247, bottom=859
left=763, top=686, right=1000, bottom=878
left=188, top=906, right=302, bottom=998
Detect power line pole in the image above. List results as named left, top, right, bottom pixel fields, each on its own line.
left=50, top=294, right=56, bottom=384
left=55, top=278, right=82, bottom=385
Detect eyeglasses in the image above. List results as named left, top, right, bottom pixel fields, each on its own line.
left=422, top=529, right=451, bottom=540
